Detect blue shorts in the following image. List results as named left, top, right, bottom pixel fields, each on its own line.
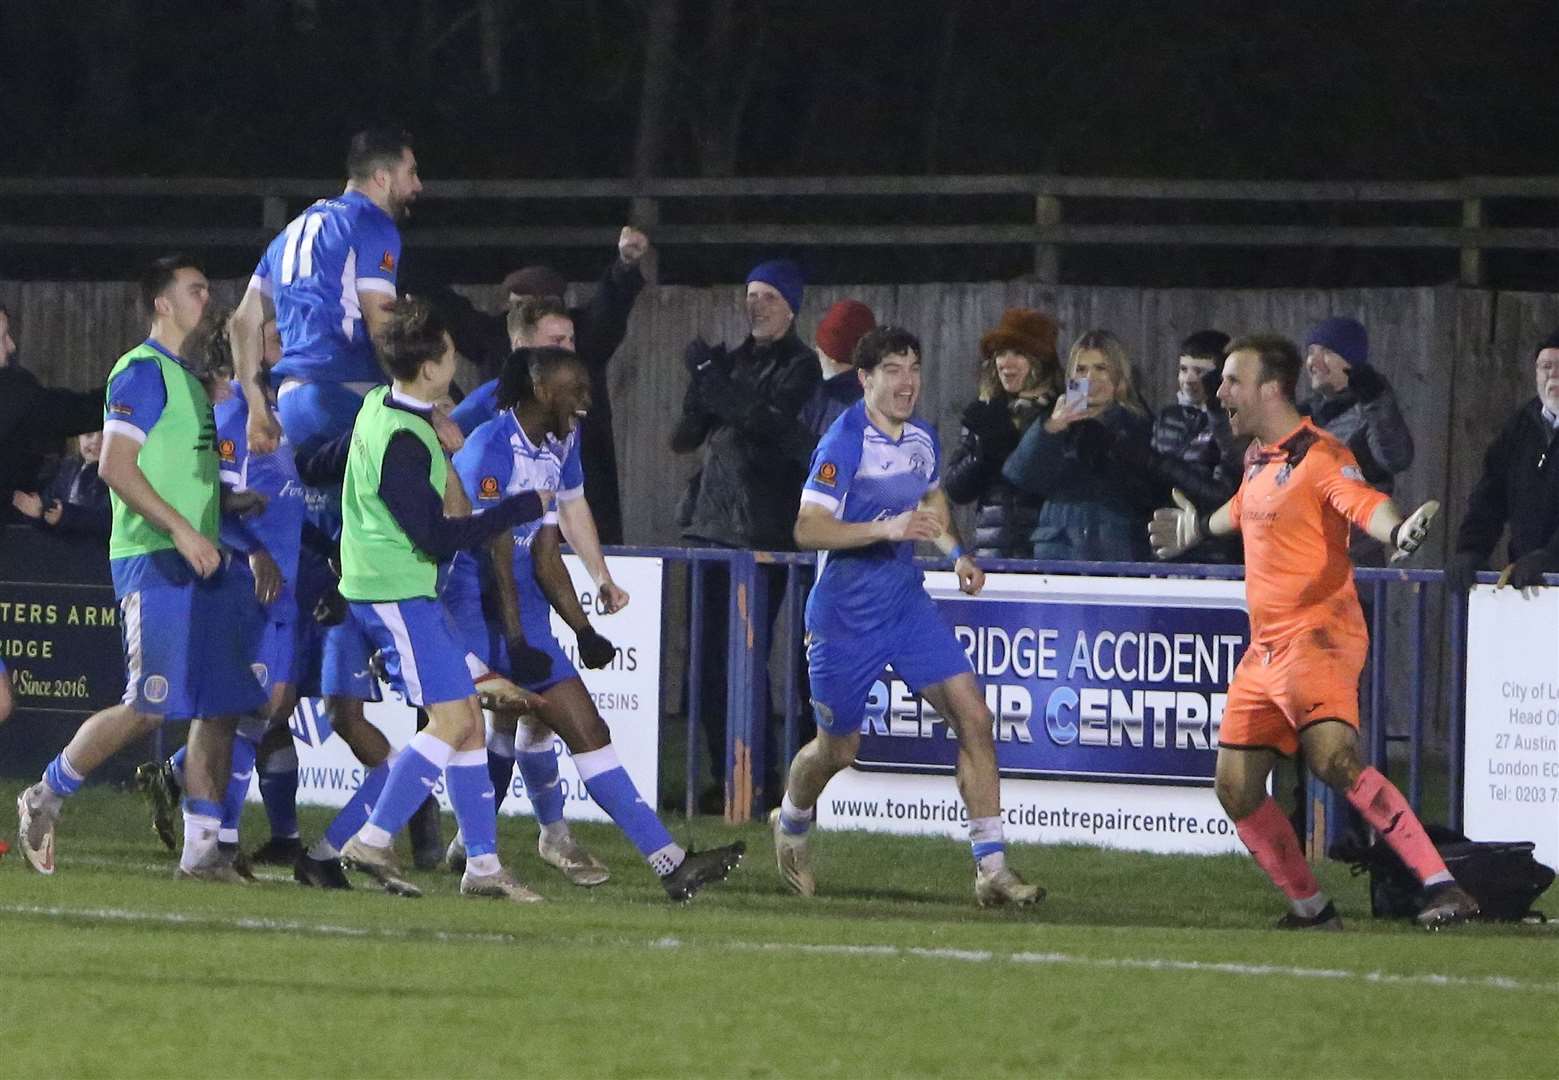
left=449, top=574, right=578, bottom=694
left=276, top=379, right=372, bottom=461
left=349, top=597, right=476, bottom=707
left=806, top=589, right=972, bottom=737
left=293, top=547, right=380, bottom=702
left=225, top=562, right=300, bottom=692
left=120, top=557, right=269, bottom=721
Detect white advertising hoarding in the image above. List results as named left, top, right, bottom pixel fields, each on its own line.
left=261, top=555, right=662, bottom=823
left=1463, top=585, right=1559, bottom=868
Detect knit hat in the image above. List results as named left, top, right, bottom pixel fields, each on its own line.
left=745, top=259, right=804, bottom=316
left=815, top=300, right=877, bottom=365
left=502, top=265, right=568, bottom=300
left=1306, top=316, right=1369, bottom=369
left=979, top=308, right=1060, bottom=365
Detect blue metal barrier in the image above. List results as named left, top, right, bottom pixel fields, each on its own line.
left=610, top=544, right=1481, bottom=827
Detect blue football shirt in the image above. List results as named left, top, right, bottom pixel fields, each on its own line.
left=800, top=400, right=940, bottom=634
left=214, top=384, right=306, bottom=592
left=251, top=191, right=401, bottom=385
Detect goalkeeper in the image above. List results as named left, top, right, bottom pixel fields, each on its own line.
left=1149, top=334, right=1477, bottom=931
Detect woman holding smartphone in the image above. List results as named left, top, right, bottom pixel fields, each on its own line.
left=1001, top=329, right=1156, bottom=562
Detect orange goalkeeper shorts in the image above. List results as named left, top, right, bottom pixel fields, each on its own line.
left=1219, top=628, right=1367, bottom=757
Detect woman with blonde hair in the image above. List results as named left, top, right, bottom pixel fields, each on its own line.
left=1002, top=329, right=1156, bottom=561
left=944, top=309, right=1063, bottom=557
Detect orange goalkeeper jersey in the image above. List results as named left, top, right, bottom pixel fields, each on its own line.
left=1228, top=419, right=1390, bottom=646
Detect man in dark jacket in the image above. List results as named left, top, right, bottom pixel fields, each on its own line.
left=671, top=258, right=819, bottom=811
left=0, top=304, right=104, bottom=523
left=1445, top=332, right=1559, bottom=592
left=1139, top=329, right=1244, bottom=563
left=1301, top=316, right=1415, bottom=565
left=413, top=227, right=649, bottom=543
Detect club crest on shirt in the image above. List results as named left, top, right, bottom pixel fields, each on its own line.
left=909, top=451, right=930, bottom=476
left=479, top=475, right=501, bottom=498
left=218, top=438, right=237, bottom=463
left=816, top=462, right=838, bottom=487
left=379, top=250, right=396, bottom=273
left=1340, top=465, right=1364, bottom=482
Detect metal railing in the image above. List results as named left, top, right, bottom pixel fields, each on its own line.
left=633, top=545, right=1475, bottom=830
left=7, top=173, right=1559, bottom=283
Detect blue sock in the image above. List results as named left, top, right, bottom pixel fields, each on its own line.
left=446, top=750, right=499, bottom=858
left=361, top=733, right=451, bottom=843
left=574, top=744, right=679, bottom=872
left=258, top=746, right=300, bottom=840
left=487, top=727, right=517, bottom=813
left=43, top=751, right=86, bottom=799
left=219, top=734, right=258, bottom=842
left=183, top=796, right=223, bottom=821
left=323, top=762, right=390, bottom=853
left=517, top=747, right=565, bottom=826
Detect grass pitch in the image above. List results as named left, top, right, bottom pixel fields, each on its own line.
left=1, top=783, right=1555, bottom=1079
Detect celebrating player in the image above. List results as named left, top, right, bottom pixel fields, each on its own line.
left=443, top=346, right=744, bottom=900
left=333, top=298, right=550, bottom=901
left=1149, top=334, right=1477, bottom=930
left=772, top=326, right=1044, bottom=907
left=16, top=256, right=269, bottom=880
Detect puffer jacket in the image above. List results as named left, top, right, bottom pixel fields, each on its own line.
left=944, top=394, right=1046, bottom=558
left=670, top=328, right=819, bottom=551
left=1148, top=401, right=1244, bottom=563
left=1002, top=403, right=1157, bottom=562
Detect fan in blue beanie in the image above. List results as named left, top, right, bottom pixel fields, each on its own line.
left=1306, top=316, right=1369, bottom=369
left=745, top=259, right=804, bottom=316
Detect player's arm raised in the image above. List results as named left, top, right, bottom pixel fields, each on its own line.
left=230, top=285, right=280, bottom=453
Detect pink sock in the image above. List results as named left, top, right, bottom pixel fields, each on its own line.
left=1234, top=797, right=1320, bottom=901
left=1346, top=767, right=1449, bottom=884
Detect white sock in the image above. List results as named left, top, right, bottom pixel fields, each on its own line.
left=355, top=823, right=393, bottom=849
left=467, top=852, right=501, bottom=876
left=1290, top=890, right=1331, bottom=919
left=540, top=819, right=570, bottom=843
left=180, top=810, right=220, bottom=870
left=308, top=838, right=339, bottom=860
left=1424, top=870, right=1455, bottom=888
left=649, top=842, right=687, bottom=877
left=778, top=792, right=814, bottom=835
left=217, top=827, right=239, bottom=846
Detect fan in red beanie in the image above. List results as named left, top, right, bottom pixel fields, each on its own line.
left=797, top=299, right=878, bottom=443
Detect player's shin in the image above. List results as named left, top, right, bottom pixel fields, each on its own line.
left=445, top=748, right=502, bottom=875
left=1344, top=767, right=1454, bottom=886
left=486, top=721, right=517, bottom=813
left=574, top=743, right=684, bottom=876
left=1233, top=797, right=1328, bottom=912
left=313, top=757, right=392, bottom=858
left=257, top=744, right=300, bottom=841
left=218, top=732, right=259, bottom=847
left=354, top=731, right=453, bottom=849
left=515, top=721, right=566, bottom=837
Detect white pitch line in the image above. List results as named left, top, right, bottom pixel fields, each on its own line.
left=4, top=903, right=1550, bottom=996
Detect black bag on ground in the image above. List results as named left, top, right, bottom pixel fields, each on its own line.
left=1331, top=823, right=1555, bottom=921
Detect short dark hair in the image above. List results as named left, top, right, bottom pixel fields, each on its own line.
left=347, top=128, right=414, bottom=181
left=1179, top=329, right=1230, bottom=362
left=374, top=297, right=449, bottom=381
left=1534, top=332, right=1559, bottom=360
left=139, top=254, right=203, bottom=315
left=505, top=295, right=571, bottom=344
left=1227, top=334, right=1301, bottom=400
left=497, top=346, right=584, bottom=410
left=854, top=325, right=921, bottom=371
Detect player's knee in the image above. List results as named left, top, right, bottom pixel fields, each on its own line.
left=1313, top=741, right=1363, bottom=791
left=1214, top=773, right=1263, bottom=819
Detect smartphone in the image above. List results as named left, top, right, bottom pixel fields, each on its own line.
left=1065, top=376, right=1090, bottom=409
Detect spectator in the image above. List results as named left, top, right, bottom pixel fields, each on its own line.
left=671, top=258, right=819, bottom=811
left=0, top=303, right=104, bottom=522
left=11, top=430, right=110, bottom=539
left=416, top=227, right=649, bottom=543
left=1302, top=316, right=1415, bottom=565
left=795, top=299, right=876, bottom=442
left=448, top=297, right=576, bottom=435
left=1445, top=331, right=1559, bottom=592
left=944, top=308, right=1062, bottom=558
left=0, top=656, right=11, bottom=725
left=1127, top=329, right=1245, bottom=562
left=1002, top=329, right=1156, bottom=561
